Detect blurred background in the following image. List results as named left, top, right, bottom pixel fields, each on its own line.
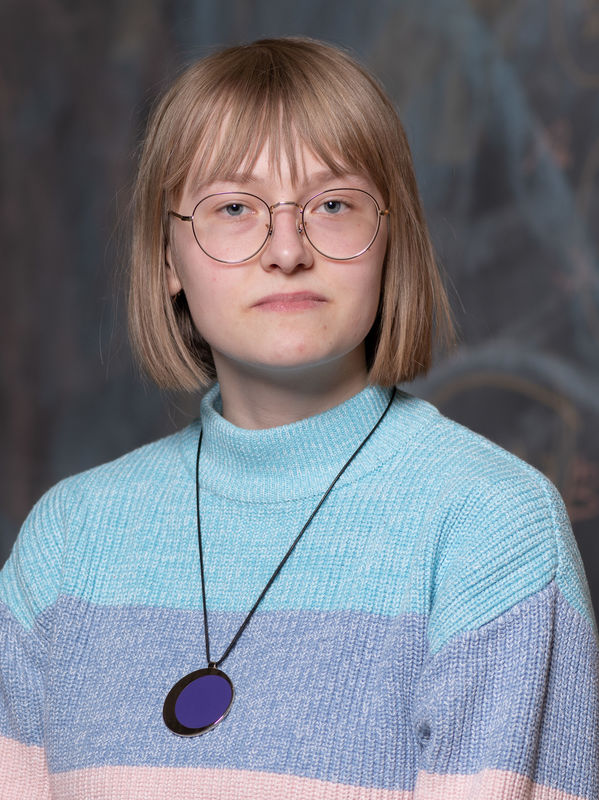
left=1, top=0, right=598, bottom=620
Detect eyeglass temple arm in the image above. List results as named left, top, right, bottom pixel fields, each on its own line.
left=169, top=210, right=193, bottom=222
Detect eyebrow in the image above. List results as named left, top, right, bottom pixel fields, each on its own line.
left=193, top=167, right=353, bottom=196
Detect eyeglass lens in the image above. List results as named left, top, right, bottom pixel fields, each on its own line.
left=191, top=189, right=381, bottom=263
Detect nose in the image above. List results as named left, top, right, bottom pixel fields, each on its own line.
left=259, top=202, right=314, bottom=273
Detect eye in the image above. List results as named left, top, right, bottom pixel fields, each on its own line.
left=310, top=194, right=355, bottom=215
left=222, top=202, right=248, bottom=217
left=321, top=199, right=345, bottom=214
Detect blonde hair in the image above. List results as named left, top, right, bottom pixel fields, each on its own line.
left=129, top=36, right=455, bottom=390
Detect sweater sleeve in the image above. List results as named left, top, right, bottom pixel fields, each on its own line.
left=412, top=476, right=599, bottom=800
left=0, top=483, right=67, bottom=800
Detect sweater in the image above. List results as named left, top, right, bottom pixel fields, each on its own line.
left=1, top=383, right=597, bottom=799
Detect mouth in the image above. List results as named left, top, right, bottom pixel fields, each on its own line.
left=253, top=291, right=327, bottom=311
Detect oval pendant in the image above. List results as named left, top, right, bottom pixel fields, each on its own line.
left=163, top=666, right=234, bottom=737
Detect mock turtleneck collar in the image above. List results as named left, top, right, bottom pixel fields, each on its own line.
left=177, top=382, right=425, bottom=502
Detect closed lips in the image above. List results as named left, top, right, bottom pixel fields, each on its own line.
left=254, top=292, right=326, bottom=305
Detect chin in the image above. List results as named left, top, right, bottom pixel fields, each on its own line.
left=256, top=356, right=331, bottom=373
left=215, top=339, right=361, bottom=377
left=256, top=348, right=358, bottom=376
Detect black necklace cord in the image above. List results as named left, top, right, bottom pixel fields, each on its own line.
left=195, top=386, right=397, bottom=670
left=195, top=430, right=212, bottom=666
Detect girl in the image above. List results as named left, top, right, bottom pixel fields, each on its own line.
left=1, top=36, right=597, bottom=800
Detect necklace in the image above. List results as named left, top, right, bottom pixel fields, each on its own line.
left=163, top=386, right=397, bottom=737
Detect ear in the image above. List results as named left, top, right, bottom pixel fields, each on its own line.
left=165, top=243, right=183, bottom=297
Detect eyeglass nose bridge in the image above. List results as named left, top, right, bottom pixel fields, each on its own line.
left=268, top=200, right=305, bottom=235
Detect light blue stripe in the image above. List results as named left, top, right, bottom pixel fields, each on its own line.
left=3, top=389, right=594, bottom=651
left=9, top=441, right=592, bottom=636
left=0, top=479, right=66, bottom=631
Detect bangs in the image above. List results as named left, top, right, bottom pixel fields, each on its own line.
left=184, top=105, right=353, bottom=194
left=163, top=39, right=394, bottom=203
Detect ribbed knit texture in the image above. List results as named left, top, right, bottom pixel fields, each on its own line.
left=1, top=383, right=597, bottom=799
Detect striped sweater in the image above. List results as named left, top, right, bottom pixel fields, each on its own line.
left=1, top=383, right=597, bottom=799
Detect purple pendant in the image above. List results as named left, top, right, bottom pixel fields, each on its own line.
left=163, top=666, right=234, bottom=736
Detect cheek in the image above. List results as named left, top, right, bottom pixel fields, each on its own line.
left=184, top=273, right=222, bottom=325
left=182, top=268, right=247, bottom=344
left=353, top=258, right=385, bottom=318
left=170, top=239, right=239, bottom=344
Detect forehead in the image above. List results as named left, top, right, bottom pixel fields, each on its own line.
left=180, top=108, right=358, bottom=198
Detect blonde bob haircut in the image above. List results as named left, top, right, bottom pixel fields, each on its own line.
left=129, top=36, right=455, bottom=390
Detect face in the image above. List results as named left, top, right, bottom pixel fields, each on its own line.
left=166, top=142, right=388, bottom=386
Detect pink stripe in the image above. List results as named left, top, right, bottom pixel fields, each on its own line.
left=414, top=770, right=587, bottom=800
left=51, top=766, right=412, bottom=799
left=42, top=764, right=590, bottom=800
left=0, top=735, right=51, bottom=799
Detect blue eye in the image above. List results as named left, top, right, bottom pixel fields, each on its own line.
left=324, top=200, right=342, bottom=213
left=224, top=203, right=245, bottom=216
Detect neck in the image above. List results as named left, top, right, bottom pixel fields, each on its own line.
left=212, top=350, right=369, bottom=430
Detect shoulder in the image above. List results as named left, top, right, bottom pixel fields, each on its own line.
left=1, top=425, right=198, bottom=627
left=388, top=390, right=571, bottom=533
left=395, top=387, right=564, bottom=554
left=5, top=425, right=196, bottom=573
left=391, top=391, right=595, bottom=647
left=64, top=423, right=194, bottom=486
left=390, top=388, right=550, bottom=497
left=36, top=423, right=197, bottom=521
left=404, top=393, right=572, bottom=559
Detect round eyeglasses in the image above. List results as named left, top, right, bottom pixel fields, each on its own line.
left=168, top=188, right=390, bottom=263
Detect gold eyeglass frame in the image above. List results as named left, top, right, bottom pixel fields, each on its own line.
left=168, top=188, right=390, bottom=264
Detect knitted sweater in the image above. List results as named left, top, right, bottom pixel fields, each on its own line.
left=1, top=383, right=597, bottom=799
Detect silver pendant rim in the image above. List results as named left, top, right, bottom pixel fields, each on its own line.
left=163, top=666, right=235, bottom=737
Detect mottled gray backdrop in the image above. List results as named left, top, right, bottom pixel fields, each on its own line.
left=1, top=0, right=598, bottom=619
